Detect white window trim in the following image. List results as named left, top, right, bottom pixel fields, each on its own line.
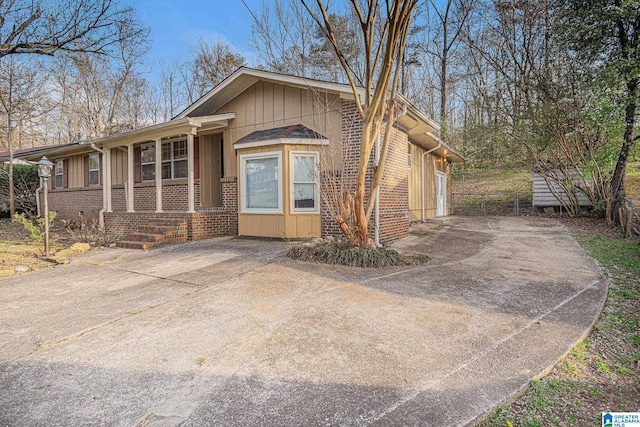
left=240, top=150, right=283, bottom=214
left=141, top=142, right=156, bottom=181
left=54, top=160, right=64, bottom=188
left=162, top=138, right=188, bottom=180
left=289, top=151, right=320, bottom=214
left=88, top=153, right=100, bottom=186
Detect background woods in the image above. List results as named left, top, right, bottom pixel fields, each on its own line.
left=1, top=0, right=638, bottom=229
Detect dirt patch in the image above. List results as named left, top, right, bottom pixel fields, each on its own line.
left=560, top=215, right=640, bottom=242
left=0, top=220, right=80, bottom=277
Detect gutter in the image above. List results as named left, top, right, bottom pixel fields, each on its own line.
left=90, top=143, right=107, bottom=230
left=421, top=142, right=442, bottom=222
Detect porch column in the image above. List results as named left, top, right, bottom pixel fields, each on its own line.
left=127, top=144, right=135, bottom=212
left=187, top=133, right=195, bottom=213
left=155, top=139, right=163, bottom=213
left=105, top=148, right=112, bottom=212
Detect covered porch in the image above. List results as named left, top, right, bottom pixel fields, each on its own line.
left=91, top=113, right=239, bottom=247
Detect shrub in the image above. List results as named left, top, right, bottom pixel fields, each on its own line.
left=0, top=165, right=40, bottom=216
left=287, top=237, right=429, bottom=268
left=13, top=211, right=56, bottom=242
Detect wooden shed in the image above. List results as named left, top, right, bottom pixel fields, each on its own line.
left=532, top=171, right=593, bottom=208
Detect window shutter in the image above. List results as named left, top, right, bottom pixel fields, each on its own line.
left=134, top=146, right=142, bottom=183
left=84, top=156, right=89, bottom=187
left=194, top=137, right=200, bottom=179
left=63, top=160, right=68, bottom=188
left=50, top=167, right=56, bottom=190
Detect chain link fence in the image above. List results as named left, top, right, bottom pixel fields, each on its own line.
left=452, top=191, right=534, bottom=216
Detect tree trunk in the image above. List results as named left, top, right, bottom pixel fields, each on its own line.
left=8, top=110, right=15, bottom=219
left=607, top=77, right=638, bottom=226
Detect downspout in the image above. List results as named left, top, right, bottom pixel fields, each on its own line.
left=421, top=142, right=442, bottom=222
left=36, top=177, right=43, bottom=217
left=90, top=143, right=107, bottom=230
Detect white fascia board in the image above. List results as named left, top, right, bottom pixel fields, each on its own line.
left=234, top=137, right=330, bottom=150
left=176, top=67, right=365, bottom=119
left=90, top=113, right=235, bottom=148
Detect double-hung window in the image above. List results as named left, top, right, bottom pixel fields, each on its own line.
left=141, top=140, right=188, bottom=181
left=54, top=160, right=64, bottom=188
left=290, top=151, right=319, bottom=213
left=240, top=151, right=282, bottom=213
left=88, top=154, right=100, bottom=186
left=141, top=143, right=156, bottom=181
left=162, top=139, right=188, bottom=179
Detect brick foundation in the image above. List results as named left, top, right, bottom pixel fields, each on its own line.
left=45, top=187, right=103, bottom=224
left=105, top=210, right=237, bottom=241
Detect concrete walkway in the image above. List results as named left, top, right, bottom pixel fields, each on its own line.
left=0, top=216, right=608, bottom=426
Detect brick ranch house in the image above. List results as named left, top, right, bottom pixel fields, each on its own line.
left=19, top=67, right=463, bottom=248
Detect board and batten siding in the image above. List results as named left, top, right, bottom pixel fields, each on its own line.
left=532, top=172, right=593, bottom=207
left=408, top=145, right=451, bottom=221
left=213, top=80, right=343, bottom=178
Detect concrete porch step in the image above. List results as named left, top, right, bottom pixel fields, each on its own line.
left=116, top=240, right=157, bottom=250
left=116, top=218, right=188, bottom=250
left=126, top=232, right=166, bottom=242
left=138, top=224, right=186, bottom=234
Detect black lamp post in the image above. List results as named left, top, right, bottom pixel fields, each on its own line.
left=37, top=156, right=54, bottom=256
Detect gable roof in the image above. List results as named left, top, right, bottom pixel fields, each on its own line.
left=176, top=67, right=365, bottom=120
left=177, top=67, right=463, bottom=163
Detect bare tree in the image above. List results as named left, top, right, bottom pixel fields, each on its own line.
left=0, top=56, right=47, bottom=217
left=190, top=38, right=245, bottom=99
left=0, top=0, right=146, bottom=58
left=251, top=0, right=317, bottom=77
left=301, top=0, right=419, bottom=247
left=419, top=0, right=472, bottom=139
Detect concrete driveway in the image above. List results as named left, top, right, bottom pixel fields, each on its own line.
left=0, top=216, right=607, bottom=426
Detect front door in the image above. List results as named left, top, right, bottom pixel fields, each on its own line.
left=436, top=171, right=446, bottom=216
left=200, top=133, right=223, bottom=207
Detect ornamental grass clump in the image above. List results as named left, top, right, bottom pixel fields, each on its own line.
left=287, top=237, right=429, bottom=268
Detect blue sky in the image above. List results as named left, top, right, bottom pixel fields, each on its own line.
left=136, top=0, right=263, bottom=71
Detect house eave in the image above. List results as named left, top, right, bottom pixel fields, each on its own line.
left=176, top=67, right=365, bottom=119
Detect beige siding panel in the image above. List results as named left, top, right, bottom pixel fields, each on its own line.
left=263, top=82, right=274, bottom=123
left=222, top=129, right=236, bottom=177
left=111, top=149, right=127, bottom=185
left=284, top=86, right=301, bottom=122
left=68, top=155, right=84, bottom=188
left=408, top=144, right=422, bottom=222
left=273, top=84, right=284, bottom=124
left=255, top=81, right=264, bottom=126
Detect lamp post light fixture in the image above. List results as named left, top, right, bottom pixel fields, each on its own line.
left=37, top=156, right=54, bottom=257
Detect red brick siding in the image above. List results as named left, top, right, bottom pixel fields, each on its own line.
left=321, top=99, right=409, bottom=244
left=46, top=187, right=103, bottom=223
left=105, top=210, right=237, bottom=241
left=378, top=128, right=409, bottom=245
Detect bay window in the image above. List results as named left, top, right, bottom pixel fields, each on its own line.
left=240, top=151, right=282, bottom=213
